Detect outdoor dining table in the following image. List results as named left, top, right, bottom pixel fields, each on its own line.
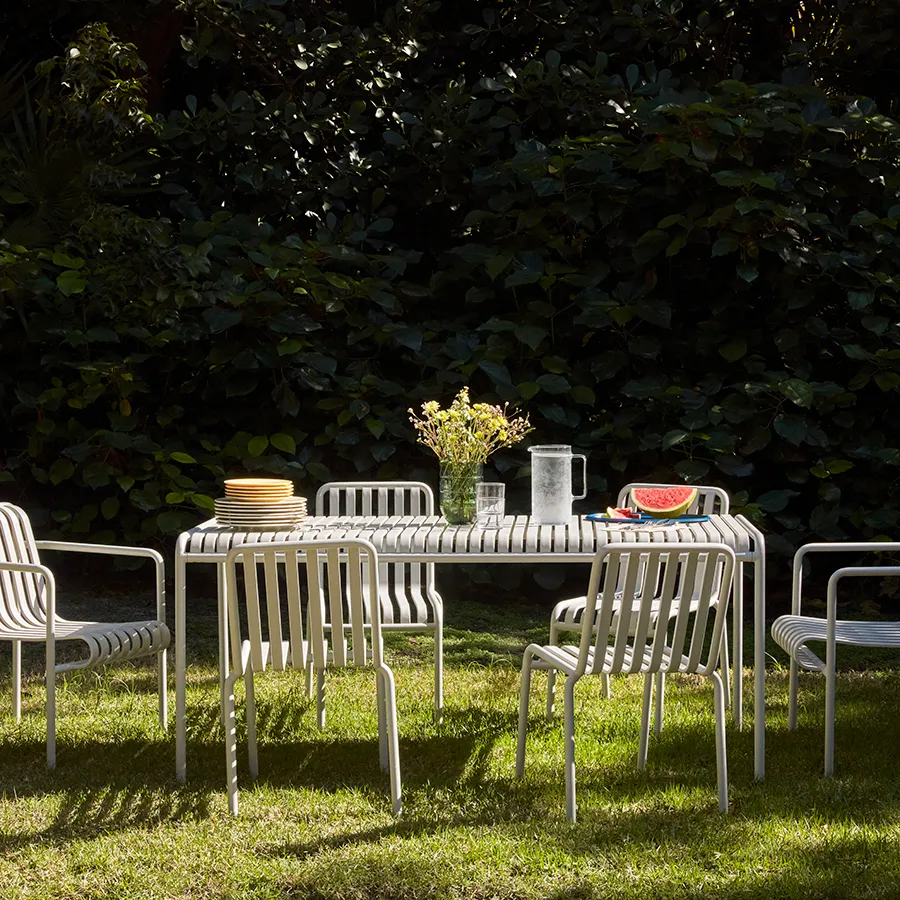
left=174, top=512, right=767, bottom=782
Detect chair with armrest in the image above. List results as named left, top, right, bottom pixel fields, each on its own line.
left=771, top=540, right=900, bottom=776
left=0, top=502, right=169, bottom=767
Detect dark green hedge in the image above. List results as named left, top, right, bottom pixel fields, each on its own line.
left=2, top=1, right=900, bottom=562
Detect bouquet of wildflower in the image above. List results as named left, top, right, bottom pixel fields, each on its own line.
left=409, top=387, right=533, bottom=466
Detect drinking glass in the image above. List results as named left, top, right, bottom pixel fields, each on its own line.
left=476, top=482, right=505, bottom=528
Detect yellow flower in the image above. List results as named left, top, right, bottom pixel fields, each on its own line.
left=408, top=387, right=533, bottom=464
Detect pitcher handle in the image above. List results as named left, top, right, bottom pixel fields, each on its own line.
left=573, top=454, right=587, bottom=500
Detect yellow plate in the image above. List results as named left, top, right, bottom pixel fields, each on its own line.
left=224, top=489, right=294, bottom=496
left=216, top=500, right=306, bottom=510
left=225, top=478, right=293, bottom=489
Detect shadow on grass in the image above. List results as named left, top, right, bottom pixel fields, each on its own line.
left=3, top=664, right=900, bottom=868
left=2, top=699, right=900, bottom=860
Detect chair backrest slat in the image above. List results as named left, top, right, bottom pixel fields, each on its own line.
left=610, top=552, right=641, bottom=671
left=306, top=547, right=327, bottom=670
left=263, top=550, right=286, bottom=670
left=667, top=551, right=701, bottom=665
left=242, top=553, right=266, bottom=672
left=285, top=551, right=305, bottom=669
left=629, top=551, right=662, bottom=658
left=582, top=544, right=734, bottom=678
left=347, top=544, right=368, bottom=666
left=648, top=557, right=681, bottom=670
left=0, top=503, right=47, bottom=629
left=326, top=546, right=347, bottom=667
left=579, top=556, right=616, bottom=668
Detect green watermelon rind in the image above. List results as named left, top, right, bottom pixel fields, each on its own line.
left=631, top=486, right=698, bottom=518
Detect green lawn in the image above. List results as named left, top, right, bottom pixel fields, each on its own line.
left=1, top=588, right=900, bottom=899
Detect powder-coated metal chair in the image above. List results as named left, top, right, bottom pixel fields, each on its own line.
left=771, top=540, right=900, bottom=776
left=222, top=538, right=401, bottom=816
left=546, top=483, right=732, bottom=727
left=518, top=543, right=735, bottom=821
left=315, top=481, right=444, bottom=721
left=0, top=502, right=169, bottom=767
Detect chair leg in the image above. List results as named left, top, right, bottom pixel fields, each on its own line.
left=653, top=672, right=665, bottom=736
left=711, top=671, right=728, bottom=812
left=224, top=673, right=240, bottom=815
left=564, top=675, right=579, bottom=824
left=638, top=673, right=653, bottom=770
left=825, top=652, right=836, bottom=778
left=157, top=647, right=168, bottom=731
left=732, top=561, right=744, bottom=730
left=433, top=615, right=444, bottom=725
left=46, top=644, right=56, bottom=769
left=376, top=669, right=388, bottom=771
left=516, top=651, right=535, bottom=778
left=305, top=659, right=313, bottom=699
left=377, top=667, right=402, bottom=816
left=721, top=632, right=731, bottom=711
left=546, top=620, right=559, bottom=721
left=245, top=669, right=258, bottom=779
left=601, top=673, right=611, bottom=700
left=316, top=669, right=326, bottom=730
left=788, top=659, right=799, bottom=731
left=12, top=640, right=21, bottom=721
left=217, top=562, right=230, bottom=733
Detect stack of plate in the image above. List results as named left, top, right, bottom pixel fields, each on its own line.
left=224, top=478, right=295, bottom=502
left=215, top=478, right=307, bottom=529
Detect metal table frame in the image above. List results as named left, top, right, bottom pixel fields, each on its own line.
left=174, top=513, right=766, bottom=782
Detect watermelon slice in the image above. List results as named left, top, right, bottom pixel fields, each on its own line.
left=631, top=486, right=698, bottom=518
left=606, top=506, right=639, bottom=519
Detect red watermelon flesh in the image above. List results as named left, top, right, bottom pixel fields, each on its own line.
left=631, top=486, right=698, bottom=518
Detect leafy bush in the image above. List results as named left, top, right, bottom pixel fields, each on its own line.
left=2, top=1, right=900, bottom=561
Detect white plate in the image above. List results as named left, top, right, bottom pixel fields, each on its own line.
left=216, top=514, right=306, bottom=523
left=216, top=518, right=305, bottom=524
left=215, top=497, right=306, bottom=510
left=224, top=495, right=295, bottom=502
left=217, top=495, right=305, bottom=502
left=215, top=521, right=305, bottom=531
left=214, top=512, right=307, bottom=520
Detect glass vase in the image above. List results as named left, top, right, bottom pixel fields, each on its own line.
left=439, top=462, right=483, bottom=525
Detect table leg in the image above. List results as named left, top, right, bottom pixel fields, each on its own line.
left=175, top=534, right=187, bottom=782
left=217, top=561, right=230, bottom=731
left=754, top=547, right=766, bottom=780
left=733, top=561, right=744, bottom=730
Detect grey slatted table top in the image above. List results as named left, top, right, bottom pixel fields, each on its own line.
left=181, top=514, right=759, bottom=561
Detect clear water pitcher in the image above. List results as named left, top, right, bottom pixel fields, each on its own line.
left=528, top=445, right=587, bottom=525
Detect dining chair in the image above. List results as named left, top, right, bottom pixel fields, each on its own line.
left=517, top=543, right=735, bottom=821
left=0, top=502, right=169, bottom=767
left=771, top=540, right=900, bottom=776
left=222, top=538, right=401, bottom=816
left=315, top=481, right=444, bottom=722
left=546, top=483, right=733, bottom=727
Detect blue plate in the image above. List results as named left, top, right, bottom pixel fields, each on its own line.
left=586, top=513, right=711, bottom=524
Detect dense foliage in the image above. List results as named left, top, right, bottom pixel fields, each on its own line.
left=2, top=0, right=900, bottom=564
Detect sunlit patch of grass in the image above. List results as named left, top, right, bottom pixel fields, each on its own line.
left=1, top=590, right=900, bottom=898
